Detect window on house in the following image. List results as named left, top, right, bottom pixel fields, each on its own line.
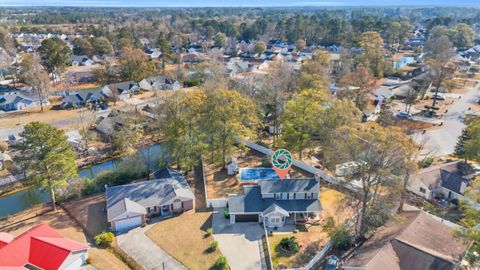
left=275, top=193, right=281, bottom=200
left=305, top=193, right=312, bottom=199
left=419, top=187, right=426, bottom=193
left=270, top=217, right=281, bottom=224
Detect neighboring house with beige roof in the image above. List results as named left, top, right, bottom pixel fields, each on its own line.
left=343, top=210, right=469, bottom=270
left=408, top=161, right=477, bottom=202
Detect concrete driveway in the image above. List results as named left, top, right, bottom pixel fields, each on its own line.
left=116, top=226, right=186, bottom=270
left=212, top=208, right=265, bottom=270
left=413, top=83, right=479, bottom=157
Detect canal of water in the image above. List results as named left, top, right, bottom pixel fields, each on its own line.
left=0, top=143, right=164, bottom=218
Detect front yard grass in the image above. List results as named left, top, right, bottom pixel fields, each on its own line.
left=268, top=187, right=355, bottom=268
left=146, top=211, right=224, bottom=270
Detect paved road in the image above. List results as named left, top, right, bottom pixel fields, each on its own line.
left=212, top=208, right=264, bottom=270
left=0, top=109, right=112, bottom=140
left=117, top=226, right=186, bottom=270
left=413, top=84, right=479, bottom=157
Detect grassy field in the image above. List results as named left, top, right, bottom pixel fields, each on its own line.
left=269, top=187, right=355, bottom=268
left=146, top=211, right=223, bottom=270
left=0, top=205, right=129, bottom=270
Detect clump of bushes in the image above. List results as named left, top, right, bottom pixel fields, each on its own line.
left=206, top=228, right=213, bottom=236
left=331, top=226, right=353, bottom=251
left=209, top=240, right=218, bottom=252
left=261, top=155, right=272, bottom=168
left=184, top=79, right=200, bottom=87
left=418, top=157, right=434, bottom=168
left=81, top=156, right=148, bottom=194
left=278, top=236, right=300, bottom=254
left=94, top=231, right=115, bottom=247
left=213, top=256, right=228, bottom=270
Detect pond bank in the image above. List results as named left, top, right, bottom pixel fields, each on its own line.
left=0, top=142, right=167, bottom=218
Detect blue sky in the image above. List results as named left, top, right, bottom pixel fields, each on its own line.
left=1, top=0, right=480, bottom=7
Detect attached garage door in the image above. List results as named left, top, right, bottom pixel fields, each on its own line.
left=235, top=214, right=259, bottom=222
left=114, top=216, right=142, bottom=232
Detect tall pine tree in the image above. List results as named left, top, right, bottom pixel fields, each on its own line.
left=455, top=128, right=470, bottom=160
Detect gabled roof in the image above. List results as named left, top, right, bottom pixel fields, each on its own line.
left=228, top=184, right=321, bottom=214
left=415, top=161, right=473, bottom=194
left=440, top=170, right=466, bottom=195
left=259, top=179, right=319, bottom=194
left=106, top=169, right=194, bottom=221
left=263, top=204, right=289, bottom=217
left=343, top=210, right=468, bottom=270
left=105, top=81, right=138, bottom=95
left=0, top=232, right=14, bottom=248
left=107, top=198, right=147, bottom=221
left=0, top=224, right=88, bottom=270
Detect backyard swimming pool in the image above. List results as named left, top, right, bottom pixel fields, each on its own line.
left=239, top=168, right=280, bottom=181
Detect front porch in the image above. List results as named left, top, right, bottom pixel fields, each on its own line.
left=286, top=212, right=321, bottom=225
left=262, top=210, right=321, bottom=229
left=146, top=200, right=187, bottom=219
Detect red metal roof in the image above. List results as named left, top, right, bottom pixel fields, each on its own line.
left=0, top=233, right=14, bottom=249
left=0, top=224, right=88, bottom=270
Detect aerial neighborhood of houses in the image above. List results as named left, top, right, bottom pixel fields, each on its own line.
left=1, top=5, right=480, bottom=270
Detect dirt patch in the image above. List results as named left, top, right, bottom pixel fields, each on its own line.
left=61, top=193, right=108, bottom=237
left=146, top=211, right=223, bottom=270
left=204, top=149, right=264, bottom=199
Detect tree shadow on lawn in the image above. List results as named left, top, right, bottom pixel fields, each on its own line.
left=200, top=213, right=214, bottom=234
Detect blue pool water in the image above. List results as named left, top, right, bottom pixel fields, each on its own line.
left=240, top=168, right=280, bottom=181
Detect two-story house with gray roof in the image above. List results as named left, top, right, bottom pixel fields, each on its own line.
left=228, top=179, right=321, bottom=227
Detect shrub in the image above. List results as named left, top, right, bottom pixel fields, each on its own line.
left=331, top=226, right=353, bottom=251
left=223, top=209, right=230, bottom=218
left=82, top=178, right=97, bottom=195
left=213, top=256, right=228, bottom=270
left=94, top=231, right=114, bottom=247
left=261, top=155, right=272, bottom=168
left=278, top=236, right=299, bottom=254
left=0, top=141, right=7, bottom=153
left=206, top=228, right=213, bottom=236
left=184, top=79, right=200, bottom=87
left=209, top=240, right=218, bottom=252
left=418, top=157, right=434, bottom=168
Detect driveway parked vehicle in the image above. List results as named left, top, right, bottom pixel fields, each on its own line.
left=325, top=255, right=339, bottom=270
left=432, top=94, right=446, bottom=100
left=396, top=111, right=414, bottom=120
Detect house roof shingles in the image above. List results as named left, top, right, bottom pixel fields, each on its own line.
left=259, top=178, right=319, bottom=194
left=415, top=161, right=474, bottom=195
left=344, top=210, right=468, bottom=270
left=106, top=169, right=194, bottom=221
left=228, top=179, right=322, bottom=214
